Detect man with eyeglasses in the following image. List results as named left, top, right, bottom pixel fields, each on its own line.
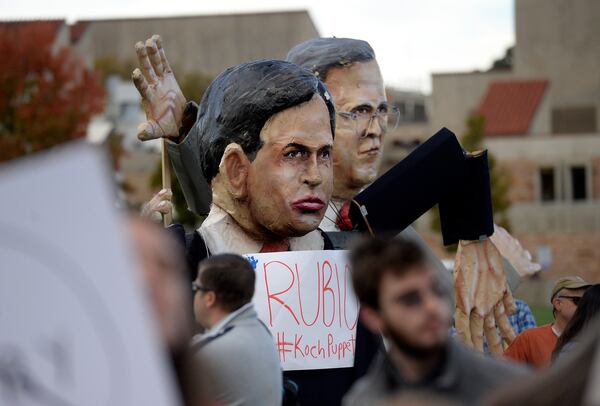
left=344, top=237, right=524, bottom=406
left=190, top=254, right=282, bottom=406
left=504, top=276, right=591, bottom=369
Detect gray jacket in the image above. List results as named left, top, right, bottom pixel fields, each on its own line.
left=343, top=339, right=527, bottom=406
left=191, top=303, right=282, bottom=406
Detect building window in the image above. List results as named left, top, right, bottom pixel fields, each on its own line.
left=571, top=166, right=587, bottom=201
left=395, top=101, right=406, bottom=121
left=551, top=106, right=597, bottom=134
left=413, top=103, right=427, bottom=122
left=540, top=167, right=555, bottom=201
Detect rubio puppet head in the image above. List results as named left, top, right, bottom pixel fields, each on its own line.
left=192, top=60, right=336, bottom=240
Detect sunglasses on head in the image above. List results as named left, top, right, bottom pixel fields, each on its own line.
left=558, top=295, right=581, bottom=306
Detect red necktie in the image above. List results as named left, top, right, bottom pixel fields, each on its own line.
left=260, top=240, right=290, bottom=253
left=335, top=201, right=354, bottom=231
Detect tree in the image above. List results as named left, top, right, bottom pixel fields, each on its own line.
left=94, top=56, right=137, bottom=84
left=490, top=46, right=514, bottom=71
left=0, top=23, right=105, bottom=162
left=462, top=114, right=512, bottom=229
left=430, top=114, right=512, bottom=240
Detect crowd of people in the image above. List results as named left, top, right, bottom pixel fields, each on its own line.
left=128, top=215, right=600, bottom=406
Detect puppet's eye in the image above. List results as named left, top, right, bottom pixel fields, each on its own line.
left=285, top=150, right=304, bottom=158
left=353, top=106, right=372, bottom=116
left=319, top=149, right=331, bottom=159
left=378, top=104, right=389, bottom=114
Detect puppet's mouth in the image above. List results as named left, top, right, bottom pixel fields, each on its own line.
left=291, top=196, right=325, bottom=212
left=359, top=146, right=380, bottom=156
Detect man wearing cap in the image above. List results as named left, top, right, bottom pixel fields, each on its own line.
left=504, top=276, right=591, bottom=368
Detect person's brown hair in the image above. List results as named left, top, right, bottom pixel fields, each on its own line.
left=197, top=254, right=255, bottom=312
left=350, top=237, right=427, bottom=309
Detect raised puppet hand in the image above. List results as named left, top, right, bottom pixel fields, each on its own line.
left=490, top=224, right=541, bottom=277
left=141, top=188, right=173, bottom=222
left=132, top=35, right=186, bottom=141
left=454, top=239, right=517, bottom=355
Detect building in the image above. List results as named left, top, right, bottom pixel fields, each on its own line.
left=70, top=11, right=319, bottom=76
left=428, top=0, right=600, bottom=282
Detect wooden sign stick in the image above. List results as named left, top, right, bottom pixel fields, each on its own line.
left=161, top=139, right=173, bottom=226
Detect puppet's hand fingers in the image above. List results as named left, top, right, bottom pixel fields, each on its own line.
left=146, top=37, right=164, bottom=78
left=455, top=307, right=473, bottom=347
left=141, top=189, right=173, bottom=221
left=503, top=288, right=517, bottom=316
left=494, top=300, right=516, bottom=345
left=137, top=121, right=164, bottom=141
left=132, top=68, right=151, bottom=100
left=484, top=313, right=503, bottom=355
left=153, top=35, right=172, bottom=74
left=133, top=36, right=186, bottom=140
left=135, top=41, right=158, bottom=85
left=470, top=312, right=485, bottom=352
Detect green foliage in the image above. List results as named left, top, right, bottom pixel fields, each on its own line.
left=94, top=56, right=136, bottom=83
left=430, top=114, right=512, bottom=240
left=490, top=46, right=514, bottom=71
left=530, top=305, right=553, bottom=325
left=178, top=71, right=213, bottom=104
left=0, top=24, right=105, bottom=162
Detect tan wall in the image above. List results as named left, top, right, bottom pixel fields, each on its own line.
left=594, top=157, right=600, bottom=200
left=497, top=159, right=536, bottom=203
left=75, top=11, right=319, bottom=76
left=516, top=0, right=600, bottom=128
left=429, top=70, right=514, bottom=137
left=514, top=232, right=600, bottom=282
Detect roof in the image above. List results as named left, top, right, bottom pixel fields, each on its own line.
left=69, top=21, right=89, bottom=44
left=477, top=79, right=548, bottom=136
left=0, top=19, right=64, bottom=38
left=2, top=10, right=315, bottom=47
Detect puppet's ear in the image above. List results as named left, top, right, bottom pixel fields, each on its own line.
left=219, top=143, right=250, bottom=199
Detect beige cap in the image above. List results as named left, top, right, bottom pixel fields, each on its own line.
left=550, top=276, right=592, bottom=303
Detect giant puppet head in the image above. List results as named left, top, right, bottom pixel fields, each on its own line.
left=287, top=38, right=396, bottom=200
left=189, top=60, right=336, bottom=240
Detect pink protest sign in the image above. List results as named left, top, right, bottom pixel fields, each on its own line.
left=246, top=250, right=358, bottom=371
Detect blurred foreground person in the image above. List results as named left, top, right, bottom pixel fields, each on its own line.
left=504, top=276, right=591, bottom=368
left=190, top=254, right=282, bottom=406
left=553, top=284, right=600, bottom=361
left=344, top=237, right=525, bottom=406
left=128, top=217, right=202, bottom=405
left=486, top=315, right=600, bottom=406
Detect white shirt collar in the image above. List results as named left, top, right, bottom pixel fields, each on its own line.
left=198, top=204, right=325, bottom=255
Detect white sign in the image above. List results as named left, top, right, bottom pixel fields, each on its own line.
left=245, top=250, right=359, bottom=371
left=0, top=144, right=180, bottom=406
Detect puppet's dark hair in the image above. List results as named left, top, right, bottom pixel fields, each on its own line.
left=286, top=37, right=376, bottom=81
left=192, top=59, right=335, bottom=182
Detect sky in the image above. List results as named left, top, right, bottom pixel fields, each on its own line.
left=0, top=0, right=515, bottom=93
